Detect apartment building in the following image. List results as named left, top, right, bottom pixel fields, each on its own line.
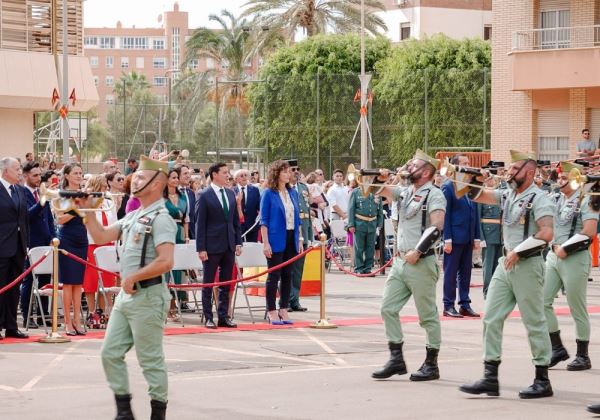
left=0, top=0, right=97, bottom=159
left=380, top=0, right=492, bottom=42
left=493, top=0, right=600, bottom=162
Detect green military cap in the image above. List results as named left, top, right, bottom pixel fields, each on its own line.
left=559, top=161, right=584, bottom=174
left=138, top=155, right=169, bottom=173
left=510, top=150, right=536, bottom=163
left=414, top=149, right=440, bottom=169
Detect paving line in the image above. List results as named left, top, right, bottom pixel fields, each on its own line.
left=298, top=328, right=349, bottom=366
left=19, top=341, right=82, bottom=392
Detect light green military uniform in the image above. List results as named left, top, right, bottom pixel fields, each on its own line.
left=348, top=188, right=383, bottom=274
left=101, top=198, right=177, bottom=403
left=483, top=182, right=554, bottom=365
left=544, top=190, right=596, bottom=340
left=381, top=181, right=446, bottom=347
left=287, top=181, right=312, bottom=308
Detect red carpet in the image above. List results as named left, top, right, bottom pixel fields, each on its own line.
left=2, top=305, right=600, bottom=345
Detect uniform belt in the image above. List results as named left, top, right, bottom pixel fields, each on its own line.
left=503, top=248, right=543, bottom=260
left=356, top=214, right=376, bottom=222
left=300, top=212, right=310, bottom=219
left=135, top=276, right=163, bottom=289
left=481, top=218, right=501, bottom=224
left=397, top=249, right=435, bottom=259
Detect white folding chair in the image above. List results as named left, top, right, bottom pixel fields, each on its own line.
left=26, top=246, right=53, bottom=334
left=384, top=218, right=396, bottom=255
left=329, top=219, right=352, bottom=269
left=232, top=242, right=268, bottom=323
left=169, top=243, right=203, bottom=327
left=93, top=246, right=121, bottom=318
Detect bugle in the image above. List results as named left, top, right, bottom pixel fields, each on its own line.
left=568, top=168, right=600, bottom=190
left=39, top=183, right=123, bottom=215
left=440, top=159, right=506, bottom=198
left=346, top=164, right=401, bottom=197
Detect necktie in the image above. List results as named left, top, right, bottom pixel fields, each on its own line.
left=220, top=188, right=229, bottom=218
left=241, top=187, right=246, bottom=210
left=9, top=185, right=19, bottom=208
left=33, top=189, right=39, bottom=203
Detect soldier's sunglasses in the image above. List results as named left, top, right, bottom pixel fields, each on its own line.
left=291, top=167, right=300, bottom=172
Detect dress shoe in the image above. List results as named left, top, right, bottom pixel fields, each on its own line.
left=289, top=305, right=308, bottom=312
left=459, top=307, right=480, bottom=317
left=180, top=302, right=194, bottom=313
left=588, top=403, right=600, bottom=414
left=5, top=329, right=29, bottom=339
left=443, top=307, right=463, bottom=318
left=217, top=318, right=237, bottom=328
left=205, top=319, right=217, bottom=329
left=23, top=318, right=39, bottom=329
left=38, top=318, right=58, bottom=327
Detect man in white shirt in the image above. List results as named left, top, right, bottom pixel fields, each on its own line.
left=327, top=169, right=349, bottom=221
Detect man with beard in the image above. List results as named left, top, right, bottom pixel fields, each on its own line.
left=459, top=150, right=555, bottom=399
left=543, top=161, right=597, bottom=372
left=371, top=149, right=446, bottom=382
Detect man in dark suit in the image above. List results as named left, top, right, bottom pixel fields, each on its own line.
left=233, top=169, right=261, bottom=242
left=0, top=157, right=30, bottom=339
left=195, top=162, right=242, bottom=329
left=441, top=154, right=481, bottom=318
left=20, top=162, right=56, bottom=328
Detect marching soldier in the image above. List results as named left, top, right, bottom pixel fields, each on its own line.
left=286, top=159, right=311, bottom=312
left=83, top=155, right=176, bottom=420
left=347, top=185, right=383, bottom=275
left=459, top=150, right=555, bottom=399
left=371, top=149, right=446, bottom=381
left=544, top=161, right=597, bottom=371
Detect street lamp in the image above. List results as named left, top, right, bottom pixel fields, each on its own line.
left=164, top=68, right=181, bottom=148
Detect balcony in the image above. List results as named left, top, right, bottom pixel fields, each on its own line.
left=509, top=25, right=600, bottom=91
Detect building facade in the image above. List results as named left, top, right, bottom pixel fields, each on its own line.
left=0, top=0, right=97, bottom=160
left=379, top=0, right=492, bottom=42
left=493, top=0, right=600, bottom=162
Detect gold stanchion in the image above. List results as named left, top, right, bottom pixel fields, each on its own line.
left=311, top=233, right=337, bottom=329
left=39, top=238, right=70, bottom=343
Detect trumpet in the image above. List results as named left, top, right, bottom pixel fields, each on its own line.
left=440, top=159, right=508, bottom=198
left=39, top=183, right=123, bottom=215
left=346, top=164, right=401, bottom=197
left=568, top=168, right=600, bottom=190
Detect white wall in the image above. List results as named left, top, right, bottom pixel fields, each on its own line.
left=378, top=7, right=421, bottom=42
left=0, top=109, right=34, bottom=159
left=420, top=7, right=492, bottom=39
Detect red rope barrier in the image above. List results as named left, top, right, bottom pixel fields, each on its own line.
left=326, top=248, right=393, bottom=277
left=60, top=249, right=120, bottom=278
left=0, top=251, right=50, bottom=295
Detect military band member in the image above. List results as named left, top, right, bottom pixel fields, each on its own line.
left=371, top=149, right=446, bottom=381
left=459, top=150, right=554, bottom=399
left=544, top=161, right=597, bottom=371
left=347, top=186, right=383, bottom=275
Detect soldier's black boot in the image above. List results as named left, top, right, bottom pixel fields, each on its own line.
left=587, top=402, right=600, bottom=414
left=549, top=330, right=569, bottom=367
left=567, top=340, right=592, bottom=371
left=519, top=366, right=553, bottom=399
left=459, top=360, right=500, bottom=396
left=409, top=347, right=440, bottom=381
left=372, top=342, right=407, bottom=379
left=114, top=394, right=135, bottom=420
left=150, top=400, right=167, bottom=420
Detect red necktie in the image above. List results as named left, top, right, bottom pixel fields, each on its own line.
left=33, top=189, right=39, bottom=203
left=101, top=211, right=108, bottom=226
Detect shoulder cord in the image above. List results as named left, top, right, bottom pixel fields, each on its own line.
left=420, top=189, right=431, bottom=234
left=522, top=193, right=537, bottom=241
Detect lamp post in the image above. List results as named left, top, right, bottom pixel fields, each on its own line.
left=164, top=69, right=181, bottom=148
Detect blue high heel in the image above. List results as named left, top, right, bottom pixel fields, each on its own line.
left=267, top=314, right=284, bottom=325
left=278, top=310, right=294, bottom=325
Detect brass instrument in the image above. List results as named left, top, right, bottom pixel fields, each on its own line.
left=39, top=183, right=123, bottom=215
left=568, top=168, right=600, bottom=191
left=346, top=164, right=402, bottom=197
left=440, top=159, right=507, bottom=198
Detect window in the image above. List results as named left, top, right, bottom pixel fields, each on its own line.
left=152, top=38, right=165, bottom=49
left=538, top=137, right=569, bottom=161
left=540, top=10, right=570, bottom=49
left=172, top=28, right=180, bottom=70
left=106, top=56, right=114, bottom=68
left=153, top=76, right=167, bottom=87
left=106, top=95, right=115, bottom=105
left=121, top=57, right=129, bottom=68
left=400, top=23, right=411, bottom=40
left=206, top=57, right=215, bottom=69
left=484, top=25, right=492, bottom=41
left=93, top=76, right=99, bottom=87
left=99, top=37, right=115, bottom=49
left=120, top=37, right=148, bottom=49
left=105, top=76, right=114, bottom=87
left=84, top=36, right=97, bottom=47
left=89, top=56, right=98, bottom=67
left=153, top=57, right=167, bottom=69
left=136, top=57, right=144, bottom=69
left=155, top=94, right=168, bottom=104
left=188, top=58, right=199, bottom=70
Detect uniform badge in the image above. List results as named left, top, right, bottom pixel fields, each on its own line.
left=413, top=195, right=422, bottom=202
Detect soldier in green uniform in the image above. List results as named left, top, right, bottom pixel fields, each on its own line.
left=285, top=159, right=311, bottom=312
left=371, top=149, right=446, bottom=382
left=83, top=155, right=176, bottom=420
left=347, top=186, right=383, bottom=275
left=543, top=161, right=597, bottom=371
left=459, top=150, right=555, bottom=399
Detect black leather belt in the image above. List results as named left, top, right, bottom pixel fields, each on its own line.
left=421, top=249, right=435, bottom=258
left=136, top=276, right=163, bottom=289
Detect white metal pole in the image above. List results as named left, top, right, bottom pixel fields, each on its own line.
left=359, top=0, right=368, bottom=168
left=61, top=0, right=69, bottom=163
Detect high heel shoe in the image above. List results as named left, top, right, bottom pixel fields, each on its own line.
left=65, top=327, right=77, bottom=337
left=278, top=309, right=294, bottom=325
left=73, top=325, right=86, bottom=336
left=267, top=313, right=284, bottom=325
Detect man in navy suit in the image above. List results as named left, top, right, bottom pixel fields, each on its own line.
left=441, top=154, right=481, bottom=318
left=233, top=169, right=261, bottom=242
left=20, top=162, right=56, bottom=328
left=0, top=157, right=30, bottom=339
left=195, top=163, right=242, bottom=329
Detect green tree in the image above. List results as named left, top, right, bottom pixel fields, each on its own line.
left=242, top=0, right=387, bottom=40
left=113, top=71, right=151, bottom=100
left=372, top=35, right=491, bottom=165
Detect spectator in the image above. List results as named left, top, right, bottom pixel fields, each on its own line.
left=233, top=169, right=261, bottom=242
left=176, top=163, right=195, bottom=241
left=124, top=157, right=138, bottom=175
left=260, top=160, right=302, bottom=325
left=327, top=169, right=350, bottom=221
left=55, top=163, right=88, bottom=336
left=577, top=128, right=597, bottom=158
left=106, top=172, right=127, bottom=219
left=25, top=152, right=34, bottom=164
left=306, top=172, right=329, bottom=235
left=40, top=157, right=50, bottom=171
left=102, top=160, right=118, bottom=176
left=48, top=161, right=57, bottom=171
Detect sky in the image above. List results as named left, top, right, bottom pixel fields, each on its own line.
left=84, top=0, right=249, bottom=29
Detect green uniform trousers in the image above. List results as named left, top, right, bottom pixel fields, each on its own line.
left=543, top=250, right=591, bottom=340
left=101, top=283, right=171, bottom=402
left=483, top=256, right=551, bottom=365
left=482, top=244, right=502, bottom=298
left=354, top=229, right=376, bottom=273
left=381, top=255, right=441, bottom=348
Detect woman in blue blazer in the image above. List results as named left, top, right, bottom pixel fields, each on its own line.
left=260, top=160, right=302, bottom=325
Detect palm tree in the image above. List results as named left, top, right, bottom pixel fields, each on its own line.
left=242, top=0, right=387, bottom=40
left=113, top=71, right=151, bottom=100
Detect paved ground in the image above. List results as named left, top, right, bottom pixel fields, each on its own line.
left=2, top=264, right=600, bottom=419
